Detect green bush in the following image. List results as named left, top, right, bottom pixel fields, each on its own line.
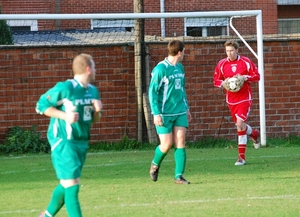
left=186, top=137, right=236, bottom=149
left=89, top=134, right=300, bottom=152
left=88, top=136, right=236, bottom=152
left=0, top=5, right=14, bottom=45
left=89, top=136, right=156, bottom=152
left=265, top=134, right=300, bottom=147
left=1, top=125, right=300, bottom=155
left=1, top=125, right=50, bottom=154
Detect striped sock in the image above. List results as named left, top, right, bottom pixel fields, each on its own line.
left=238, top=130, right=247, bottom=160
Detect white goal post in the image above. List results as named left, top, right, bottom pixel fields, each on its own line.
left=0, top=10, right=266, bottom=146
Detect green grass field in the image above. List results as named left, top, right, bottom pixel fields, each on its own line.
left=1, top=146, right=300, bottom=217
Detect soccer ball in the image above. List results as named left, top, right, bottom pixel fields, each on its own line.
left=223, top=75, right=245, bottom=92
left=227, top=77, right=239, bottom=91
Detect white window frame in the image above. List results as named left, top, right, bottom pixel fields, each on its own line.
left=91, top=19, right=134, bottom=32
left=184, top=17, right=229, bottom=37
left=277, top=0, right=300, bottom=5
left=7, top=20, right=38, bottom=31
left=278, top=18, right=300, bottom=34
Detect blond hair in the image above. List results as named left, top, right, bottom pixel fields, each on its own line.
left=72, top=53, right=93, bottom=75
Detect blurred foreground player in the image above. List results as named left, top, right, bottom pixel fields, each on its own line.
left=36, top=53, right=102, bottom=216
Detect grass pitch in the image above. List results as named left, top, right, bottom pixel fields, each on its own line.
left=1, top=146, right=300, bottom=217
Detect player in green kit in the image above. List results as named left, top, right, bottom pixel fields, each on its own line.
left=36, top=53, right=102, bottom=217
left=148, top=40, right=192, bottom=184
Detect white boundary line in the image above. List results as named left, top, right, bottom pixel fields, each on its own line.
left=1, top=150, right=300, bottom=160
left=1, top=194, right=300, bottom=215
left=1, top=151, right=300, bottom=214
left=1, top=153, right=299, bottom=175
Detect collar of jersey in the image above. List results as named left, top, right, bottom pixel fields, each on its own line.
left=73, top=78, right=88, bottom=89
left=164, top=57, right=177, bottom=66
left=227, top=55, right=240, bottom=62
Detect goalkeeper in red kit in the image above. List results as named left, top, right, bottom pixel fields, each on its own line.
left=213, top=40, right=260, bottom=166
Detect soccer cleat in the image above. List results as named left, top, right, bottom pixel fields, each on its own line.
left=235, top=158, right=246, bottom=166
left=38, top=212, right=45, bottom=217
left=174, top=175, right=190, bottom=184
left=251, top=129, right=260, bottom=149
left=149, top=163, right=159, bottom=182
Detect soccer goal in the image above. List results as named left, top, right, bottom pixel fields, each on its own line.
left=0, top=10, right=266, bottom=145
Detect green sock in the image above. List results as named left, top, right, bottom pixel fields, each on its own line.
left=45, top=184, right=65, bottom=216
left=152, top=146, right=167, bottom=167
left=65, top=185, right=82, bottom=217
left=174, top=148, right=186, bottom=179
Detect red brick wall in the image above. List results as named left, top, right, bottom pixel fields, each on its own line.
left=0, top=1, right=289, bottom=34
left=0, top=40, right=299, bottom=143
left=0, top=45, right=136, bottom=142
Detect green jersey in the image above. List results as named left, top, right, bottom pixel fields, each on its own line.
left=149, top=58, right=189, bottom=116
left=36, top=79, right=100, bottom=144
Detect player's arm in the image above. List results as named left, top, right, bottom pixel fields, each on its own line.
left=182, top=72, right=192, bottom=122
left=36, top=81, right=78, bottom=124
left=243, top=58, right=260, bottom=82
left=148, top=68, right=163, bottom=116
left=92, top=99, right=103, bottom=123
left=187, top=109, right=192, bottom=122
left=149, top=67, right=164, bottom=126
left=90, top=87, right=102, bottom=123
left=44, top=106, right=79, bottom=124
left=213, top=60, right=226, bottom=88
left=180, top=64, right=190, bottom=111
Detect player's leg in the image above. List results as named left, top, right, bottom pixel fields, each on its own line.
left=40, top=180, right=82, bottom=217
left=40, top=184, right=65, bottom=217
left=39, top=141, right=67, bottom=217
left=246, top=124, right=260, bottom=149
left=60, top=178, right=82, bottom=217
left=235, top=117, right=247, bottom=165
left=55, top=141, right=87, bottom=216
left=229, top=103, right=246, bottom=165
left=244, top=101, right=260, bottom=149
left=173, top=114, right=190, bottom=184
left=149, top=116, right=173, bottom=182
left=63, top=142, right=88, bottom=217
left=149, top=133, right=173, bottom=181
left=234, top=101, right=252, bottom=165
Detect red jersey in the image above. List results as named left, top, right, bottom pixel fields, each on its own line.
left=213, top=55, right=260, bottom=105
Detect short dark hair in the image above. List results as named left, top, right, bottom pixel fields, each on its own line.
left=167, top=40, right=185, bottom=56
left=224, top=40, right=239, bottom=49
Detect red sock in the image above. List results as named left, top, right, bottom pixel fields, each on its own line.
left=238, top=130, right=247, bottom=160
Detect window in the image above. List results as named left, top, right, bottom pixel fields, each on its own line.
left=184, top=17, right=229, bottom=37
left=7, top=20, right=38, bottom=33
left=91, top=19, right=134, bottom=32
left=278, top=18, right=300, bottom=34
left=277, top=0, right=300, bottom=5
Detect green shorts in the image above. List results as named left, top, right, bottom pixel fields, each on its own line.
left=50, top=139, right=88, bottom=180
left=155, top=113, right=188, bottom=134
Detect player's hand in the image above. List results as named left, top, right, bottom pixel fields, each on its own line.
left=92, top=99, right=103, bottom=112
left=221, top=78, right=229, bottom=90
left=187, top=110, right=192, bottom=122
left=235, top=74, right=247, bottom=82
left=153, top=115, right=163, bottom=127
left=65, top=106, right=79, bottom=124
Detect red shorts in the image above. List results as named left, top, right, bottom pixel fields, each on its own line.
left=228, top=101, right=252, bottom=123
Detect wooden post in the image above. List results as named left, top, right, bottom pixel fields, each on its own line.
left=143, top=93, right=158, bottom=143
left=134, top=0, right=144, bottom=142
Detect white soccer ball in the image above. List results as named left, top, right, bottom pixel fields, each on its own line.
left=228, top=77, right=238, bottom=91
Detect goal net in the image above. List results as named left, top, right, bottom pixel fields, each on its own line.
left=0, top=11, right=266, bottom=146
